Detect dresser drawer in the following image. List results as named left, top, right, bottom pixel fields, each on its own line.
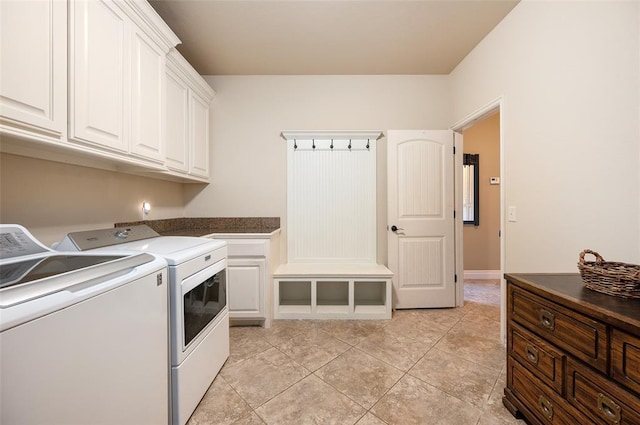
left=612, top=328, right=640, bottom=396
left=508, top=359, right=591, bottom=425
left=509, top=322, right=565, bottom=395
left=566, top=358, right=640, bottom=425
left=509, top=285, right=608, bottom=372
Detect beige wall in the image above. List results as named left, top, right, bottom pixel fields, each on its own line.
left=463, top=113, right=500, bottom=271
left=184, top=75, right=452, bottom=263
left=0, top=153, right=185, bottom=246
left=451, top=0, right=640, bottom=270
left=2, top=0, right=638, bottom=271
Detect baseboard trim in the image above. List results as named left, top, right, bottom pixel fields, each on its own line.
left=464, top=270, right=502, bottom=280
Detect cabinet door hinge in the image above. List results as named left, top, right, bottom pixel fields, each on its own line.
left=454, top=274, right=458, bottom=283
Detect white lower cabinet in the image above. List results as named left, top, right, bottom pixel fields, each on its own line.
left=228, top=258, right=266, bottom=316
left=208, top=232, right=281, bottom=328
left=0, top=0, right=66, bottom=141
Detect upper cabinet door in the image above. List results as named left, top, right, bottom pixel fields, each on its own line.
left=130, top=27, right=165, bottom=163
left=189, top=93, right=210, bottom=178
left=69, top=0, right=129, bottom=152
left=165, top=67, right=189, bottom=172
left=165, top=49, right=214, bottom=181
left=0, top=0, right=66, bottom=139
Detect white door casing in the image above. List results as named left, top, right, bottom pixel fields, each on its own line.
left=387, top=130, right=457, bottom=309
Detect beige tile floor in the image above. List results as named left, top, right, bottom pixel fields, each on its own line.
left=188, top=280, right=527, bottom=425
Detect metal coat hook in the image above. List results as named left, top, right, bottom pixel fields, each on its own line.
left=312, top=139, right=316, bottom=150
left=366, top=139, right=370, bottom=150
left=294, top=139, right=297, bottom=150
left=330, top=139, right=334, bottom=150
left=348, top=139, right=352, bottom=150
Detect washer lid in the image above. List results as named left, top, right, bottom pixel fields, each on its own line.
left=1, top=254, right=128, bottom=290
left=0, top=253, right=157, bottom=308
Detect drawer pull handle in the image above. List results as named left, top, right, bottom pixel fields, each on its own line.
left=598, top=393, right=621, bottom=424
left=537, top=395, right=554, bottom=420
left=525, top=344, right=539, bottom=364
left=539, top=309, right=555, bottom=331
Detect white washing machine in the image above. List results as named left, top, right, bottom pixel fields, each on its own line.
left=0, top=224, right=169, bottom=425
left=56, top=225, right=229, bottom=425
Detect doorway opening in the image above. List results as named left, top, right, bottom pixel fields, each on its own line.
left=452, top=99, right=505, bottom=343
left=461, top=112, right=500, bottom=280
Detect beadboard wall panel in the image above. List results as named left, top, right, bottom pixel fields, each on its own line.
left=287, top=139, right=376, bottom=264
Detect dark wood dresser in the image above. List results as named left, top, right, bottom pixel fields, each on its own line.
left=503, top=273, right=640, bottom=425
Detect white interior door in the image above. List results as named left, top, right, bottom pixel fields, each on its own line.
left=388, top=130, right=457, bottom=308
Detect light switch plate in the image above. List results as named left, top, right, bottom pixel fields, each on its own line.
left=508, top=206, right=517, bottom=222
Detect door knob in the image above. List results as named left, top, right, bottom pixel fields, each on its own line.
left=390, top=225, right=404, bottom=232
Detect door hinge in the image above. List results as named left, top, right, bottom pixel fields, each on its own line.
left=499, top=230, right=501, bottom=237
left=454, top=274, right=458, bottom=283
left=453, top=146, right=456, bottom=154
left=453, top=210, right=456, bottom=219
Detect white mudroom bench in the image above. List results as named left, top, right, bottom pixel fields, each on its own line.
left=273, top=263, right=393, bottom=320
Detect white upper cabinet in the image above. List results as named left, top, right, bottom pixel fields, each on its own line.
left=69, top=0, right=128, bottom=152
left=165, top=66, right=190, bottom=173
left=1, top=0, right=211, bottom=182
left=165, top=49, right=215, bottom=180
left=0, top=0, right=66, bottom=141
left=130, top=26, right=166, bottom=162
left=189, top=92, right=210, bottom=178
left=69, top=0, right=178, bottom=164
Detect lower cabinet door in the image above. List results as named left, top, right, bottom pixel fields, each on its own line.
left=228, top=258, right=266, bottom=318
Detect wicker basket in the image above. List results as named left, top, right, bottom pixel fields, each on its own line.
left=578, top=250, right=640, bottom=299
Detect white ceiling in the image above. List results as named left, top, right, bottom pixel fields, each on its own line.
left=149, top=0, right=519, bottom=76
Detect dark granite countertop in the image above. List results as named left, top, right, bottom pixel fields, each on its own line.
left=114, top=217, right=280, bottom=237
